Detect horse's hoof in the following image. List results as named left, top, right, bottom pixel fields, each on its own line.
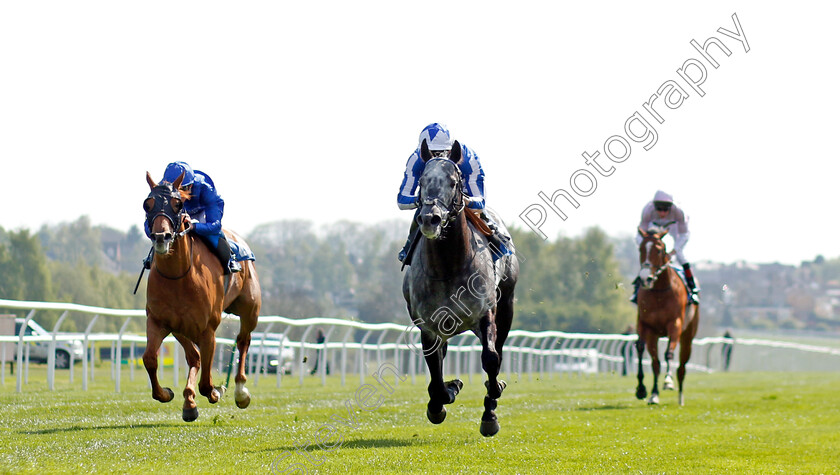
left=426, top=406, right=447, bottom=424
left=663, top=375, right=675, bottom=391
left=648, top=394, right=660, bottom=405
left=679, top=393, right=685, bottom=406
left=635, top=386, right=647, bottom=400
left=158, top=388, right=175, bottom=403
left=235, top=387, right=251, bottom=409
left=479, top=418, right=500, bottom=437
left=182, top=406, right=199, bottom=422
left=209, top=388, right=221, bottom=404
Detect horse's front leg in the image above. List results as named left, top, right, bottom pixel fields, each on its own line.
left=174, top=335, right=201, bottom=422
left=647, top=335, right=662, bottom=405
left=635, top=334, right=647, bottom=400
left=142, top=318, right=174, bottom=404
left=422, top=333, right=462, bottom=424
left=479, top=311, right=506, bottom=437
left=197, top=328, right=223, bottom=404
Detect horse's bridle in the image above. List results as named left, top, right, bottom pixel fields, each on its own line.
left=144, top=183, right=194, bottom=279
left=640, top=237, right=670, bottom=290
left=419, top=158, right=466, bottom=228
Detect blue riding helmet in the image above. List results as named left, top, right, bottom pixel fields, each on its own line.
left=162, top=161, right=195, bottom=187
left=418, top=123, right=453, bottom=151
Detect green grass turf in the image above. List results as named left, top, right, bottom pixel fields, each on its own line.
left=1, top=365, right=838, bottom=474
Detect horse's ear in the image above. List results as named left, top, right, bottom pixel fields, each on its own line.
left=172, top=171, right=185, bottom=190
left=637, top=227, right=647, bottom=238
left=420, top=139, right=432, bottom=162
left=146, top=172, right=157, bottom=189
left=450, top=140, right=462, bottom=164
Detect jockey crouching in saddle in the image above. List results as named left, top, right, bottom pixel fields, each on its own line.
left=397, top=123, right=513, bottom=265
left=144, top=161, right=242, bottom=274
left=631, top=190, right=699, bottom=305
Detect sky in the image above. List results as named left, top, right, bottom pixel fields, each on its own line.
left=1, top=2, right=838, bottom=265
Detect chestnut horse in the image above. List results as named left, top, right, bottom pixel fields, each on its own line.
left=143, top=171, right=261, bottom=421
left=403, top=140, right=519, bottom=437
left=636, top=228, right=700, bottom=406
left=635, top=227, right=699, bottom=406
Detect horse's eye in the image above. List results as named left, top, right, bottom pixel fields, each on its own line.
left=171, top=198, right=183, bottom=213
left=143, top=198, right=154, bottom=213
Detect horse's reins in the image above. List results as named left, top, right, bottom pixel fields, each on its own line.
left=153, top=221, right=194, bottom=281
left=145, top=184, right=195, bottom=281
left=641, top=238, right=671, bottom=290
left=421, top=158, right=466, bottom=228
left=416, top=158, right=472, bottom=280
left=642, top=262, right=670, bottom=290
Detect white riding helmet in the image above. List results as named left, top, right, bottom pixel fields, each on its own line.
left=418, top=123, right=453, bottom=151
left=653, top=190, right=674, bottom=203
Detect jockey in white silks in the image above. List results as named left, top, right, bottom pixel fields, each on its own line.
left=631, top=190, right=699, bottom=304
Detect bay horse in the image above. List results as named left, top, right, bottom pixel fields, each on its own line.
left=143, top=171, right=261, bottom=421
left=403, top=140, right=519, bottom=437
left=635, top=227, right=699, bottom=406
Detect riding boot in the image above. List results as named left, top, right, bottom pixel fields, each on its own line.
left=629, top=276, right=641, bottom=304
left=216, top=236, right=241, bottom=275
left=398, top=217, right=419, bottom=263
left=683, top=263, right=699, bottom=304
left=481, top=211, right=514, bottom=256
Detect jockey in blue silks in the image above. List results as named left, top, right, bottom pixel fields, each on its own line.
left=144, top=161, right=241, bottom=274
left=397, top=123, right=511, bottom=263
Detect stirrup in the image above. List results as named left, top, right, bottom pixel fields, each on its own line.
left=229, top=260, right=242, bottom=273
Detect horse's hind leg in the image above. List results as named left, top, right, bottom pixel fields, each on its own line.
left=481, top=306, right=509, bottom=437
left=678, top=308, right=700, bottom=406
left=663, top=319, right=682, bottom=391
left=174, top=335, right=201, bottom=422
left=142, top=317, right=175, bottom=404
left=196, top=328, right=223, bottom=405
left=423, top=335, right=461, bottom=425
left=233, top=306, right=259, bottom=409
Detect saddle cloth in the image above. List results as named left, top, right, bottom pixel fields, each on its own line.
left=669, top=263, right=699, bottom=297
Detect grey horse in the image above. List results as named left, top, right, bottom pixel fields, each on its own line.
left=402, top=139, right=519, bottom=437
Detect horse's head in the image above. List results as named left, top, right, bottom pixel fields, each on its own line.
left=416, top=139, right=465, bottom=239
left=144, top=171, right=191, bottom=255
left=638, top=226, right=670, bottom=288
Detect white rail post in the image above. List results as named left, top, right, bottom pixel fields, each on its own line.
left=319, top=326, right=336, bottom=386
left=16, top=310, right=36, bottom=393
left=275, top=326, right=292, bottom=388
left=172, top=338, right=180, bottom=388
left=298, top=326, right=315, bottom=387
left=48, top=311, right=69, bottom=391
left=357, top=330, right=373, bottom=385
left=257, top=322, right=277, bottom=385
left=130, top=341, right=135, bottom=381
left=408, top=330, right=419, bottom=385
left=340, top=327, right=354, bottom=387
left=538, top=335, right=553, bottom=378
left=374, top=329, right=388, bottom=377
left=116, top=318, right=131, bottom=393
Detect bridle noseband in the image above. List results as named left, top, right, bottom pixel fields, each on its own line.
left=145, top=183, right=194, bottom=279
left=420, top=158, right=466, bottom=228
left=640, top=237, right=670, bottom=289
